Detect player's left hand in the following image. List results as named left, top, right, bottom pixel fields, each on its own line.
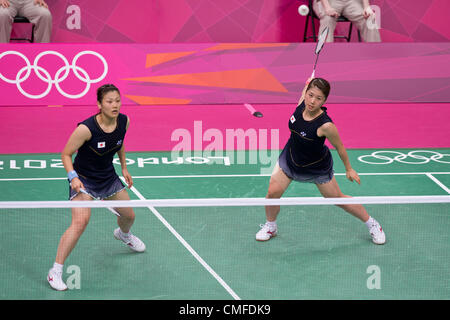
left=346, top=168, right=361, bottom=184
left=122, top=168, right=133, bottom=188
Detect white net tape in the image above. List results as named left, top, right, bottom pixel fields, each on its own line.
left=0, top=195, right=449, bottom=209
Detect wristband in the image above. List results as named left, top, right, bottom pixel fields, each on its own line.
left=68, top=170, right=79, bottom=182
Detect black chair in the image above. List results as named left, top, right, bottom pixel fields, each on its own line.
left=302, top=0, right=361, bottom=42
left=10, top=16, right=35, bottom=43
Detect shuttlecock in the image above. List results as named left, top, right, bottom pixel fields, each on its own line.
left=298, top=4, right=309, bottom=16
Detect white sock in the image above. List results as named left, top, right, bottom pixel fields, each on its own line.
left=364, top=217, right=376, bottom=229
left=266, top=220, right=277, bottom=230
left=53, top=262, right=63, bottom=273
left=120, top=229, right=130, bottom=238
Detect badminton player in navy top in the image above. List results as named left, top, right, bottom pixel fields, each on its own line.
left=47, top=84, right=146, bottom=291
left=256, top=78, right=386, bottom=245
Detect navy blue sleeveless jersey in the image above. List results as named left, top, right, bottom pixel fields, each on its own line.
left=73, top=113, right=127, bottom=187
left=281, top=100, right=333, bottom=175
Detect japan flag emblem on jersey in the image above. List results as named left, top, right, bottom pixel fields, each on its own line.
left=98, top=142, right=106, bottom=148
left=290, top=115, right=296, bottom=123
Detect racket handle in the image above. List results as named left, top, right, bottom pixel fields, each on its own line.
left=311, top=70, right=315, bottom=79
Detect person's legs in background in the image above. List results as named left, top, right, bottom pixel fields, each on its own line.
left=17, top=0, right=52, bottom=42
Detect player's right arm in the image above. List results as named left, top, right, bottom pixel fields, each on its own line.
left=61, top=124, right=92, bottom=193
left=297, top=77, right=313, bottom=106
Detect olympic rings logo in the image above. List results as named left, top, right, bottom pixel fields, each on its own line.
left=0, top=50, right=108, bottom=99
left=358, top=150, right=450, bottom=165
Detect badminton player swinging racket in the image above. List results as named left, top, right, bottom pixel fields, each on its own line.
left=255, top=78, right=386, bottom=245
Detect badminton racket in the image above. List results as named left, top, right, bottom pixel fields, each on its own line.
left=311, top=26, right=329, bottom=78
left=79, top=188, right=121, bottom=217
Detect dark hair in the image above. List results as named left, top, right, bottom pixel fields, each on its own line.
left=97, top=84, right=120, bottom=102
left=306, top=78, right=330, bottom=100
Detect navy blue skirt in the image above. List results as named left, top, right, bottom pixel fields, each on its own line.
left=278, top=146, right=334, bottom=184
left=69, top=174, right=126, bottom=200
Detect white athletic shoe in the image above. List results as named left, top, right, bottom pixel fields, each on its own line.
left=256, top=223, right=277, bottom=241
left=114, top=228, right=146, bottom=252
left=369, top=221, right=386, bottom=245
left=47, top=268, right=67, bottom=291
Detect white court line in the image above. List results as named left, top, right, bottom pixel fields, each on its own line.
left=2, top=172, right=450, bottom=181
left=426, top=174, right=450, bottom=194
left=126, top=182, right=241, bottom=300
left=0, top=177, right=67, bottom=181
left=131, top=172, right=450, bottom=178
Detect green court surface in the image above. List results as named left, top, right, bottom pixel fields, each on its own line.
left=0, top=148, right=449, bottom=299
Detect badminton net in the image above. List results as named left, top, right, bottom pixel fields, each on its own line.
left=1, top=195, right=449, bottom=300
